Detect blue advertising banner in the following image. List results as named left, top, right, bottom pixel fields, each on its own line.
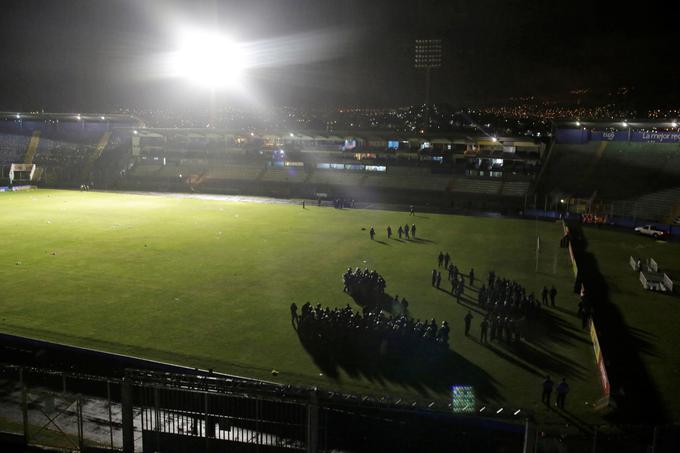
left=554, top=128, right=589, bottom=144
left=590, top=131, right=629, bottom=141
left=631, top=131, right=680, bottom=143
left=555, top=128, right=680, bottom=144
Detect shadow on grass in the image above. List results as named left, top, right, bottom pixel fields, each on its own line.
left=432, top=277, right=594, bottom=382
left=295, top=288, right=500, bottom=402
left=296, top=326, right=501, bottom=402
left=410, top=237, right=435, bottom=244
left=567, top=221, right=667, bottom=424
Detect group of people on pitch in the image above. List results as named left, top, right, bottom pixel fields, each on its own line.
left=474, top=271, right=560, bottom=343
left=343, top=267, right=386, bottom=298
left=291, top=302, right=451, bottom=351
left=369, top=224, right=416, bottom=240
left=431, top=251, right=474, bottom=299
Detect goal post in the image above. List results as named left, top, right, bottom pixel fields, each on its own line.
left=9, top=163, right=36, bottom=184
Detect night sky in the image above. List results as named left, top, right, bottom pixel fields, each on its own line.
left=1, top=0, right=678, bottom=111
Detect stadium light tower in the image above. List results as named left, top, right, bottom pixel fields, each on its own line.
left=414, top=39, right=442, bottom=106
left=170, top=30, right=247, bottom=90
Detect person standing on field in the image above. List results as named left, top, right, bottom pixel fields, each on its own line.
left=556, top=378, right=569, bottom=409
left=464, top=311, right=473, bottom=336
left=542, top=375, right=554, bottom=406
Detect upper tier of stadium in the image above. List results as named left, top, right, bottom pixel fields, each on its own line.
left=537, top=120, right=680, bottom=222
left=0, top=112, right=543, bottom=210
left=2, top=113, right=680, bottom=223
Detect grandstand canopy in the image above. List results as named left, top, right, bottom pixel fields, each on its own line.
left=1, top=112, right=140, bottom=125
left=553, top=120, right=678, bottom=130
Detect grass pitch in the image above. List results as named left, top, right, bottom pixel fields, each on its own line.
left=0, top=189, right=602, bottom=419
left=577, top=226, right=680, bottom=422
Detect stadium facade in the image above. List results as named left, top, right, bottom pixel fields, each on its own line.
left=2, top=112, right=680, bottom=224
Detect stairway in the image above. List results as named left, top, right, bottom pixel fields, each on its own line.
left=81, top=131, right=112, bottom=180
left=23, top=130, right=41, bottom=164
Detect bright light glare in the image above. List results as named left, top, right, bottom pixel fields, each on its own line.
left=491, top=136, right=498, bottom=142
left=170, top=30, right=246, bottom=89
left=672, top=121, right=678, bottom=128
left=622, top=121, right=628, bottom=128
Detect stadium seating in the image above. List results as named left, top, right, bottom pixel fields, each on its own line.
left=540, top=141, right=680, bottom=200
left=205, top=164, right=263, bottom=181
left=451, top=178, right=502, bottom=195
left=612, top=187, right=680, bottom=223
left=0, top=133, right=30, bottom=164
left=261, top=167, right=308, bottom=183
left=538, top=142, right=602, bottom=197
left=309, top=170, right=365, bottom=186
left=501, top=181, right=530, bottom=197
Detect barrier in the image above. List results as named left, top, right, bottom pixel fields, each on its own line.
left=629, top=256, right=641, bottom=271
left=562, top=219, right=611, bottom=399
left=663, top=273, right=674, bottom=293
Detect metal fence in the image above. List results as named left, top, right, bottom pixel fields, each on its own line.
left=3, top=364, right=677, bottom=452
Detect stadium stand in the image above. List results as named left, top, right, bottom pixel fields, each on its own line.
left=205, top=163, right=264, bottom=181
left=538, top=141, right=602, bottom=197
left=501, top=180, right=530, bottom=197
left=0, top=133, right=30, bottom=164
left=309, top=170, right=365, bottom=186
left=537, top=123, right=680, bottom=222
left=261, top=166, right=308, bottom=183
left=451, top=177, right=502, bottom=195
left=612, top=187, right=680, bottom=223
left=1, top=114, right=538, bottom=211
left=23, top=130, right=41, bottom=164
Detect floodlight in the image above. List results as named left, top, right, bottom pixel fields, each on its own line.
left=575, top=121, right=580, bottom=126
left=622, top=121, right=628, bottom=128
left=15, top=114, right=20, bottom=119
left=491, top=137, right=498, bottom=142
left=170, top=30, right=247, bottom=89
left=672, top=121, right=678, bottom=128
left=100, top=116, right=106, bottom=120
left=76, top=114, right=82, bottom=120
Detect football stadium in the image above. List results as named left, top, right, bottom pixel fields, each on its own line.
left=2, top=1, right=680, bottom=452
left=1, top=111, right=680, bottom=452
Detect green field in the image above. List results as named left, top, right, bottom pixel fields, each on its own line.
left=577, top=226, right=680, bottom=422
left=0, top=189, right=602, bottom=420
